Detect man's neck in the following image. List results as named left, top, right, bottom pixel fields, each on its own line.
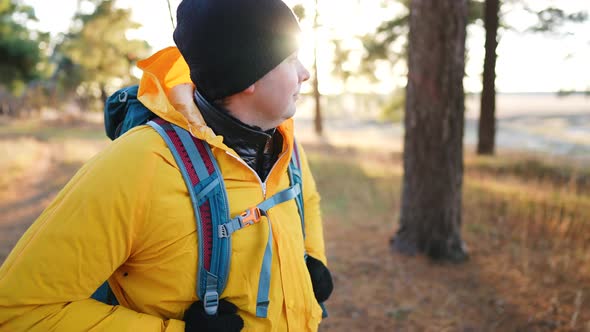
left=194, top=90, right=282, bottom=181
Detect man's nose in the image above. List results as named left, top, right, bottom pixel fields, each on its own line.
left=298, top=61, right=310, bottom=82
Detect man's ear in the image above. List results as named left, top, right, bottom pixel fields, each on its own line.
left=242, top=84, right=255, bottom=94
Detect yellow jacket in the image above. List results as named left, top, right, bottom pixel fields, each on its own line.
left=0, top=47, right=326, bottom=331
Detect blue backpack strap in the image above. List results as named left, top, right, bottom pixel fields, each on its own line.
left=289, top=139, right=328, bottom=318
left=148, top=118, right=231, bottom=316
left=217, top=184, right=301, bottom=317
left=288, top=138, right=305, bottom=239
left=253, top=184, right=302, bottom=317
left=215, top=140, right=309, bottom=318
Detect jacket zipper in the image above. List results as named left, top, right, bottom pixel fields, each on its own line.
left=225, top=150, right=288, bottom=199
left=225, top=152, right=266, bottom=197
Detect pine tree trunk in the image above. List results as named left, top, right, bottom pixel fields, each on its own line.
left=391, top=0, right=469, bottom=263
left=312, top=0, right=323, bottom=136
left=477, top=0, right=500, bottom=155
left=100, top=85, right=108, bottom=107
left=313, top=55, right=322, bottom=135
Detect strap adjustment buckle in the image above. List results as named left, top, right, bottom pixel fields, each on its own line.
left=239, top=207, right=262, bottom=227
left=203, top=290, right=219, bottom=315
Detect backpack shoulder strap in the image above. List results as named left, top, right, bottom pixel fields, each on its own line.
left=91, top=126, right=313, bottom=318
left=212, top=140, right=307, bottom=318
left=148, top=118, right=231, bottom=316
left=288, top=138, right=305, bottom=238
left=289, top=139, right=329, bottom=317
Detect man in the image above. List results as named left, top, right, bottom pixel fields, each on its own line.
left=0, top=0, right=332, bottom=331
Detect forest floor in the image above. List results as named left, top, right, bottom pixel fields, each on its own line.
left=308, top=143, right=590, bottom=332
left=1, top=114, right=590, bottom=332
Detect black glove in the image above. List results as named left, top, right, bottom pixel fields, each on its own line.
left=184, top=299, right=244, bottom=332
left=306, top=255, right=334, bottom=303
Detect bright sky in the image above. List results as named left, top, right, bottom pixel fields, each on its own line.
left=23, top=0, right=590, bottom=94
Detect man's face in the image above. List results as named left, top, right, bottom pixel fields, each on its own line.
left=250, top=52, right=310, bottom=129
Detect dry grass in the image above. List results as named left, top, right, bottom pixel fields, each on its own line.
left=0, top=138, right=46, bottom=190
left=0, top=117, right=108, bottom=182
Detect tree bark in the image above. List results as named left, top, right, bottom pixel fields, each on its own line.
left=391, top=0, right=469, bottom=263
left=477, top=0, right=500, bottom=155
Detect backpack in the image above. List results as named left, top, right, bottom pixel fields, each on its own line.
left=92, top=85, right=326, bottom=318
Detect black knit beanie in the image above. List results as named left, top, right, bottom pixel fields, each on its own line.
left=173, top=0, right=301, bottom=102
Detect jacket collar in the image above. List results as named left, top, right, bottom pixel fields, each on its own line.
left=195, top=90, right=284, bottom=180
left=194, top=89, right=275, bottom=150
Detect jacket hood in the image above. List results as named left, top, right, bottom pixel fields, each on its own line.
left=135, top=46, right=295, bottom=152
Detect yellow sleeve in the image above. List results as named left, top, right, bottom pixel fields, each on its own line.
left=297, top=142, right=327, bottom=265
left=0, top=131, right=184, bottom=332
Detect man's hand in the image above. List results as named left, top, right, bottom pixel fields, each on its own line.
left=184, top=299, right=244, bottom=332
left=306, top=255, right=334, bottom=303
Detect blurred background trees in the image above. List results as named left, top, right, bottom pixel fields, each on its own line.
left=476, top=1, right=588, bottom=155
left=292, top=2, right=324, bottom=136
left=0, top=0, right=149, bottom=117
left=1, top=0, right=587, bottom=122
left=58, top=0, right=149, bottom=111
left=0, top=0, right=45, bottom=90
left=360, top=0, right=587, bottom=155
left=0, top=0, right=48, bottom=116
